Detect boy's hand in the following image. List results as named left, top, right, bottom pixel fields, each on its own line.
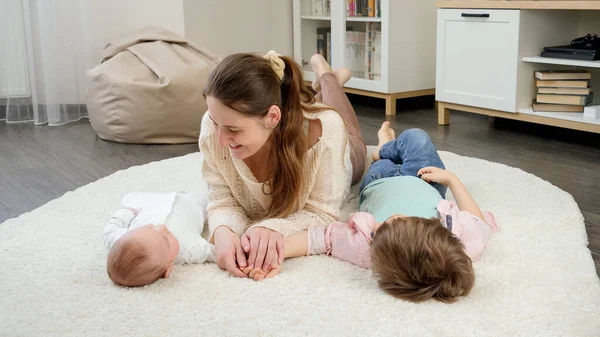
left=418, top=167, right=456, bottom=186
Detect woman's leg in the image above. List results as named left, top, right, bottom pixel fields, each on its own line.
left=378, top=128, right=447, bottom=198
left=312, top=55, right=366, bottom=185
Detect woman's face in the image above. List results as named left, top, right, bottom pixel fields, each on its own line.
left=207, top=96, right=275, bottom=160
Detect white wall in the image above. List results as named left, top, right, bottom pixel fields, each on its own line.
left=86, top=0, right=185, bottom=65
left=183, top=0, right=293, bottom=58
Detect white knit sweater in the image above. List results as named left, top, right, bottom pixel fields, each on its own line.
left=199, top=108, right=352, bottom=238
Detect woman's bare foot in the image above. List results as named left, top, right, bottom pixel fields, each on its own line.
left=310, top=54, right=332, bottom=92
left=334, top=67, right=352, bottom=86
left=311, top=54, right=353, bottom=91
left=372, top=121, right=396, bottom=162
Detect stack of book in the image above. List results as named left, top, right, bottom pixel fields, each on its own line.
left=316, top=23, right=381, bottom=80
left=346, top=0, right=381, bottom=17
left=303, top=0, right=331, bottom=16
left=344, top=23, right=381, bottom=80
left=533, top=70, right=593, bottom=113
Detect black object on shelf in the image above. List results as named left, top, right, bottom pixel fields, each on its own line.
left=540, top=34, right=600, bottom=61
left=571, top=34, right=600, bottom=50
left=540, top=46, right=599, bottom=61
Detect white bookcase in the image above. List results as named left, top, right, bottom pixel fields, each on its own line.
left=292, top=0, right=437, bottom=115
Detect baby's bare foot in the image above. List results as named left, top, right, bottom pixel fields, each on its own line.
left=373, top=121, right=396, bottom=162
left=310, top=54, right=333, bottom=92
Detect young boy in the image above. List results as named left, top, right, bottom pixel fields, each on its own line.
left=246, top=123, right=497, bottom=303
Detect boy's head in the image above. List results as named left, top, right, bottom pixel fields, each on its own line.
left=107, top=224, right=180, bottom=287
left=370, top=216, right=474, bottom=303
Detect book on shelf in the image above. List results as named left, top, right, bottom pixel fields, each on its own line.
left=537, top=87, right=591, bottom=95
left=531, top=70, right=594, bottom=112
left=536, top=79, right=590, bottom=88
left=316, top=27, right=331, bottom=64
left=534, top=70, right=592, bottom=81
left=344, top=22, right=381, bottom=80
left=346, top=0, right=380, bottom=17
left=367, top=22, right=381, bottom=80
left=307, top=0, right=331, bottom=16
left=536, top=92, right=594, bottom=106
left=532, top=100, right=585, bottom=113
left=346, top=29, right=366, bottom=78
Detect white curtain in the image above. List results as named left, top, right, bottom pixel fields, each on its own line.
left=0, top=0, right=91, bottom=126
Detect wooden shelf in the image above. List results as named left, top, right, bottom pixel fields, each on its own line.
left=301, top=15, right=331, bottom=20
left=522, top=56, right=600, bottom=68
left=435, top=1, right=600, bottom=10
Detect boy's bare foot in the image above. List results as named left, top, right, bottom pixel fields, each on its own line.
left=373, top=121, right=396, bottom=162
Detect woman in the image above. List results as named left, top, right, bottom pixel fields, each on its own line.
left=200, top=51, right=366, bottom=277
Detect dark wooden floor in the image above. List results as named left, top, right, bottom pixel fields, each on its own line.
left=1, top=96, right=599, bottom=276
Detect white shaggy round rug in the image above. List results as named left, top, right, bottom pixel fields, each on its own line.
left=1, top=150, right=599, bottom=337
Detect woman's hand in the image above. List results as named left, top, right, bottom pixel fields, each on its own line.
left=241, top=227, right=284, bottom=271
left=213, top=226, right=248, bottom=278
left=417, top=167, right=457, bottom=186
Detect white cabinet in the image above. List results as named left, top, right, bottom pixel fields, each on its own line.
left=436, top=9, right=521, bottom=112
left=435, top=7, right=600, bottom=133
left=292, top=0, right=437, bottom=115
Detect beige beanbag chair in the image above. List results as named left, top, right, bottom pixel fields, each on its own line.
left=86, top=27, right=221, bottom=144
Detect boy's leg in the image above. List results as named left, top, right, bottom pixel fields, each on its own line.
left=378, top=128, right=447, bottom=197
left=359, top=159, right=400, bottom=194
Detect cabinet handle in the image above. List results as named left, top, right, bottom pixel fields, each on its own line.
left=461, top=13, right=490, bottom=18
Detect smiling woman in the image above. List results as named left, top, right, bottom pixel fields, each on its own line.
left=199, top=51, right=366, bottom=278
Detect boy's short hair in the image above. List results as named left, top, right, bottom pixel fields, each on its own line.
left=370, top=216, right=475, bottom=303
left=106, top=238, right=166, bottom=287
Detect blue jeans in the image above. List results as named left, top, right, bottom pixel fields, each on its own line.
left=359, top=128, right=447, bottom=198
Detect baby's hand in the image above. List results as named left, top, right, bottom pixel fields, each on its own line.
left=240, top=266, right=281, bottom=281
left=417, top=167, right=457, bottom=186
left=126, top=207, right=140, bottom=216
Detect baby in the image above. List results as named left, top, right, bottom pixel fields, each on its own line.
left=246, top=123, right=497, bottom=303
left=103, top=192, right=215, bottom=287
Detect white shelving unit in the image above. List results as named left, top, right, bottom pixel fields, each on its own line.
left=293, top=0, right=437, bottom=115
left=435, top=6, right=600, bottom=133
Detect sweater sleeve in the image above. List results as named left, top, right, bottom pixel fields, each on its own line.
left=103, top=208, right=136, bottom=249
left=199, top=115, right=249, bottom=241
left=249, top=144, right=345, bottom=237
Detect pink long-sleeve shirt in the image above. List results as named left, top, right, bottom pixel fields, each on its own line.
left=307, top=200, right=498, bottom=268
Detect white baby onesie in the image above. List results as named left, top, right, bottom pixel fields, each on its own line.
left=103, top=192, right=215, bottom=264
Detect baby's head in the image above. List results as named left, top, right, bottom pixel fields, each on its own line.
left=370, top=216, right=474, bottom=303
left=107, top=224, right=180, bottom=287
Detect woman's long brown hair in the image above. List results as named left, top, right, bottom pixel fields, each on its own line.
left=203, top=53, right=326, bottom=218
